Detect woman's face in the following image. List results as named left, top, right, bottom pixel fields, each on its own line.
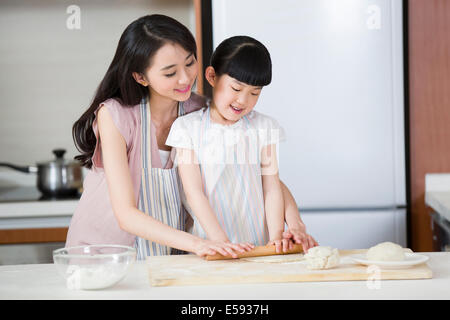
left=141, top=42, right=198, bottom=102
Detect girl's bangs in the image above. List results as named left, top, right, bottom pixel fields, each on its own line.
left=224, top=46, right=271, bottom=86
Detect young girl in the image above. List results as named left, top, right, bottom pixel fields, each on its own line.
left=166, top=36, right=318, bottom=252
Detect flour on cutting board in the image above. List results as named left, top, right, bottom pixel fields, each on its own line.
left=241, top=253, right=305, bottom=263
left=146, top=250, right=433, bottom=286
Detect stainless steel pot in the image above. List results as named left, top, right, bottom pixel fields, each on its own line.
left=0, top=149, right=83, bottom=197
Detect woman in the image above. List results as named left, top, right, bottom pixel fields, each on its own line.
left=65, top=14, right=316, bottom=260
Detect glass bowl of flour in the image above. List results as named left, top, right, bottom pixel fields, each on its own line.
left=53, top=245, right=136, bottom=290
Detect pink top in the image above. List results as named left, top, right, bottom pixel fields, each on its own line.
left=65, top=93, right=206, bottom=248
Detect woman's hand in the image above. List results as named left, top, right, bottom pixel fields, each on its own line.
left=282, top=228, right=318, bottom=253
left=193, top=239, right=254, bottom=258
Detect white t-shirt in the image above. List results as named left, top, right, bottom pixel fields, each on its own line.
left=158, top=149, right=171, bottom=167
left=165, top=107, right=286, bottom=245
left=166, top=107, right=286, bottom=168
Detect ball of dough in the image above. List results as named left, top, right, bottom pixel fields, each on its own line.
left=366, top=242, right=405, bottom=261
left=304, top=246, right=340, bottom=270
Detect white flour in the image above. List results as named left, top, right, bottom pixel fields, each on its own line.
left=66, top=265, right=126, bottom=290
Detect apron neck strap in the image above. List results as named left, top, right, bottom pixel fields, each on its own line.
left=140, top=98, right=183, bottom=169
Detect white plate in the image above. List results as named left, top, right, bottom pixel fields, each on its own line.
left=349, top=253, right=429, bottom=269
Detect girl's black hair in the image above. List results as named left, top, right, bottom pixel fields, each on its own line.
left=210, top=35, right=272, bottom=86
left=72, top=14, right=197, bottom=168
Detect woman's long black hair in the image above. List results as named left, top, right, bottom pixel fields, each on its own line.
left=72, top=14, right=197, bottom=168
left=211, top=35, right=272, bottom=86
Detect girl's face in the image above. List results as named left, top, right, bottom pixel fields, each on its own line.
left=136, top=42, right=198, bottom=102
left=206, top=67, right=263, bottom=124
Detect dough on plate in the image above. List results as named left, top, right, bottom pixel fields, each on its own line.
left=304, top=246, right=340, bottom=270
left=366, top=242, right=405, bottom=261
left=242, top=253, right=304, bottom=263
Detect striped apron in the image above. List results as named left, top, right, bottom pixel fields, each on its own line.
left=187, top=107, right=269, bottom=246
left=135, top=98, right=187, bottom=260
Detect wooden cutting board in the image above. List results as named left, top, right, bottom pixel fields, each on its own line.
left=146, top=249, right=432, bottom=287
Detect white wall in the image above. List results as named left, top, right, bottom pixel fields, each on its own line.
left=0, top=0, right=194, bottom=168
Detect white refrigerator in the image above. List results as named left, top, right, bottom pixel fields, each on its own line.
left=211, top=0, right=407, bottom=249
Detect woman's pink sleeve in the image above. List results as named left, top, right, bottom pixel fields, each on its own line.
left=91, top=99, right=132, bottom=169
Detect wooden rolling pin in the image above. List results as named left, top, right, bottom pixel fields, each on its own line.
left=205, top=244, right=303, bottom=261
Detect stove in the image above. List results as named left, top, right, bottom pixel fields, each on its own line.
left=0, top=186, right=81, bottom=203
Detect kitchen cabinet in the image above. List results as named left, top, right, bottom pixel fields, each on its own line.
left=0, top=189, right=77, bottom=264
left=0, top=242, right=65, bottom=265
left=430, top=213, right=450, bottom=252
left=0, top=192, right=77, bottom=244
left=0, top=227, right=68, bottom=244
left=425, top=173, right=450, bottom=252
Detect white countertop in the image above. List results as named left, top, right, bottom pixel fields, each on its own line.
left=0, top=200, right=78, bottom=218
left=0, top=252, right=449, bottom=300
left=0, top=200, right=78, bottom=229
left=0, top=171, right=78, bottom=229
left=425, top=173, right=450, bottom=222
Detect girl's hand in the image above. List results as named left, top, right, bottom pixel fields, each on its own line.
left=193, top=239, right=254, bottom=258
left=282, top=228, right=318, bottom=253
left=267, top=238, right=293, bottom=254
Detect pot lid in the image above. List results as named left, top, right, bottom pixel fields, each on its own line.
left=36, top=149, right=80, bottom=167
